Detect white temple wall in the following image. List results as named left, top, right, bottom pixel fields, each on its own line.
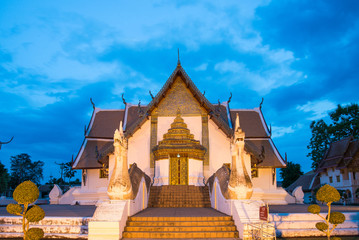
left=188, top=159, right=204, bottom=186
left=87, top=169, right=108, bottom=190
left=157, top=116, right=202, bottom=143
left=251, top=168, right=275, bottom=191
left=128, top=120, right=151, bottom=177
left=207, top=119, right=231, bottom=179
left=154, top=159, right=169, bottom=186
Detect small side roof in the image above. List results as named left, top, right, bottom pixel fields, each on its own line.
left=87, top=110, right=124, bottom=139
left=286, top=171, right=320, bottom=193
left=317, top=136, right=353, bottom=171
left=73, top=140, right=113, bottom=169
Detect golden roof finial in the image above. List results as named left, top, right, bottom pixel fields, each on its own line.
left=177, top=48, right=181, bottom=66
left=176, top=108, right=181, bottom=117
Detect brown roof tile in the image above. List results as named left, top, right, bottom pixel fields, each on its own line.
left=87, top=110, right=124, bottom=138
left=230, top=110, right=268, bottom=138
left=245, top=139, right=284, bottom=167
left=317, top=136, right=353, bottom=171
left=74, top=140, right=113, bottom=169
left=125, top=105, right=147, bottom=131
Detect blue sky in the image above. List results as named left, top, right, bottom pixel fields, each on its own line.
left=0, top=0, right=358, bottom=182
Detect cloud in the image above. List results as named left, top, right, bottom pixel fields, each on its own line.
left=194, top=63, right=208, bottom=71
left=214, top=59, right=302, bottom=94
left=271, top=124, right=303, bottom=138
left=296, top=100, right=337, bottom=121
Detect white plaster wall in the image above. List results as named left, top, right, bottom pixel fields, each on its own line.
left=154, top=159, right=169, bottom=185
left=129, top=177, right=149, bottom=216
left=207, top=119, right=231, bottom=179
left=251, top=168, right=275, bottom=191
left=188, top=159, right=204, bottom=186
left=157, top=116, right=202, bottom=143
left=86, top=169, right=108, bottom=190
left=128, top=120, right=151, bottom=177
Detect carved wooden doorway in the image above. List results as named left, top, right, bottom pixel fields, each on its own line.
left=170, top=154, right=188, bottom=185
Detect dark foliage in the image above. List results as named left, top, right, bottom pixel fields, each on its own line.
left=0, top=161, right=10, bottom=195
left=9, top=153, right=44, bottom=188
left=307, top=103, right=359, bottom=170
left=280, top=161, right=303, bottom=188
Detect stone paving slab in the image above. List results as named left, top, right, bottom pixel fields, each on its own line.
left=0, top=204, right=96, bottom=217
left=1, top=204, right=359, bottom=217
left=269, top=204, right=359, bottom=213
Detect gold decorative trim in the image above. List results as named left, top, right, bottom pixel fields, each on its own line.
left=202, top=114, right=210, bottom=166
left=150, top=114, right=158, bottom=168
left=170, top=154, right=189, bottom=185
left=152, top=111, right=206, bottom=161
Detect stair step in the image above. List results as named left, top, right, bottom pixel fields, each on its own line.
left=129, top=216, right=232, bottom=221
left=125, top=226, right=236, bottom=232
left=148, top=186, right=211, bottom=208
left=127, top=221, right=234, bottom=227
left=123, top=231, right=239, bottom=238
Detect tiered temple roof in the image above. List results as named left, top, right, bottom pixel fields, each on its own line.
left=72, top=64, right=286, bottom=170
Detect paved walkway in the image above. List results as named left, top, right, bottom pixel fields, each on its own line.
left=0, top=204, right=96, bottom=217
left=133, top=207, right=228, bottom=217
left=1, top=204, right=358, bottom=217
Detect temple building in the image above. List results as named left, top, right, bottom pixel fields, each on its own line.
left=316, top=136, right=359, bottom=204
left=69, top=61, right=289, bottom=205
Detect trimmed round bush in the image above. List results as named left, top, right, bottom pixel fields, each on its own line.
left=316, top=184, right=340, bottom=203
left=25, top=205, right=45, bottom=222
left=6, top=204, right=23, bottom=215
left=328, top=212, right=346, bottom=225
left=26, top=227, right=44, bottom=240
left=315, top=222, right=328, bottom=232
left=13, top=181, right=39, bottom=204
left=308, top=204, right=321, bottom=214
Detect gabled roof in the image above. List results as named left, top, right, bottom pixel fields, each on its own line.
left=124, top=64, right=233, bottom=138
left=286, top=171, right=320, bottom=193
left=317, top=136, right=354, bottom=171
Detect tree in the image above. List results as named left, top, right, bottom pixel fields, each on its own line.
left=10, top=154, right=44, bottom=188
left=0, top=161, right=10, bottom=195
left=7, top=181, right=45, bottom=240
left=63, top=161, right=76, bottom=183
left=307, top=103, right=359, bottom=170
left=308, top=184, right=345, bottom=240
left=280, top=161, right=304, bottom=188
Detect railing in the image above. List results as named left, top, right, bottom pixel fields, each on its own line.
left=243, top=221, right=276, bottom=240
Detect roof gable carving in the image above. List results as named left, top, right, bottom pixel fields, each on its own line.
left=124, top=65, right=233, bottom=138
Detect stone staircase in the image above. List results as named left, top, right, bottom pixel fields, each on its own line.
left=0, top=216, right=89, bottom=239
left=122, top=215, right=239, bottom=239
left=148, top=185, right=211, bottom=208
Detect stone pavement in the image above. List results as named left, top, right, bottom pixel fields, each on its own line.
left=0, top=204, right=358, bottom=217
left=269, top=204, right=359, bottom=213
left=0, top=204, right=96, bottom=217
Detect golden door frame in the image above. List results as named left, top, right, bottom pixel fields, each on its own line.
left=169, top=153, right=189, bottom=185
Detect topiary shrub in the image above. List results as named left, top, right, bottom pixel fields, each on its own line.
left=307, top=184, right=345, bottom=240
left=6, top=181, right=45, bottom=240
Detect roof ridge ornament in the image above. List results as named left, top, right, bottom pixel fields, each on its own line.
left=0, top=136, right=13, bottom=150
left=259, top=97, right=264, bottom=109
left=122, top=94, right=127, bottom=105
left=177, top=48, right=181, bottom=66
left=90, top=98, right=95, bottom=110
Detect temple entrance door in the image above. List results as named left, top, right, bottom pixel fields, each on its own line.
left=169, top=154, right=188, bottom=185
